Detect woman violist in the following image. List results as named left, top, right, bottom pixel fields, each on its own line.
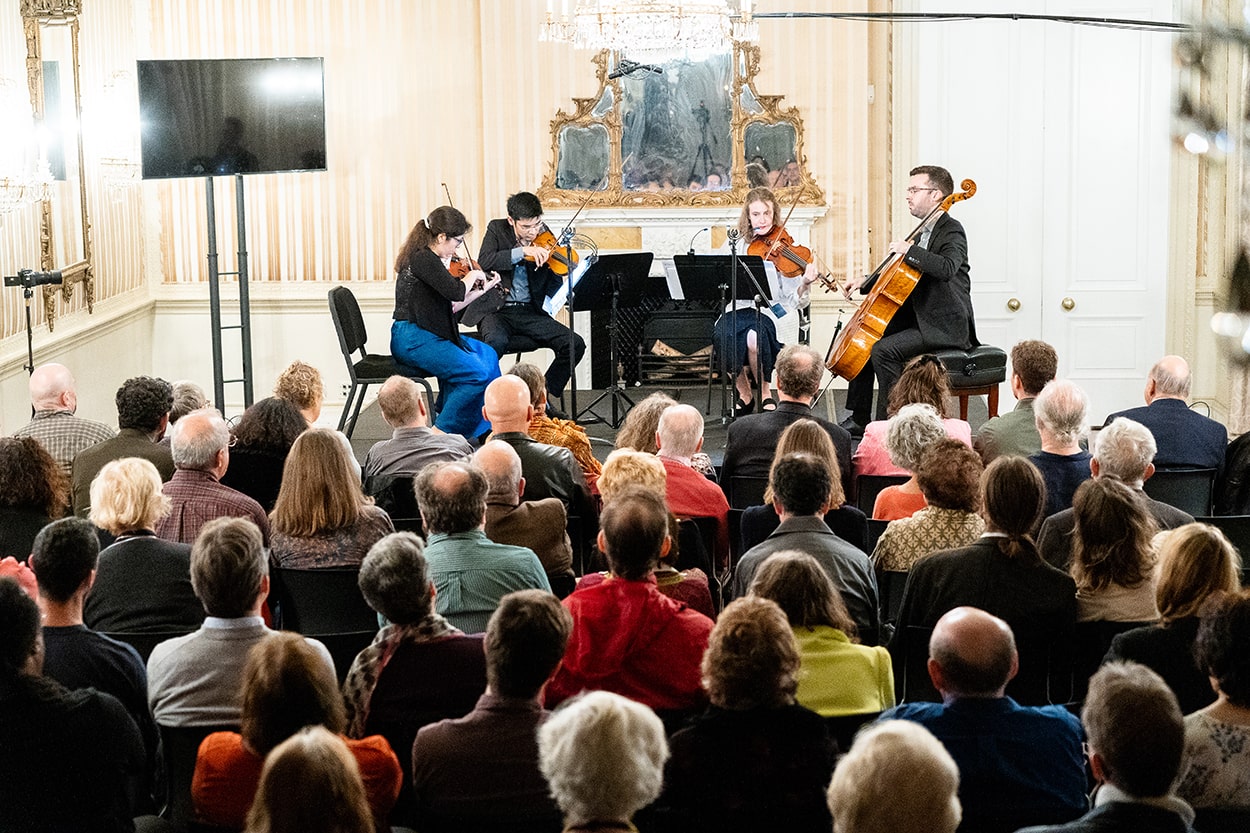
left=713, top=187, right=821, bottom=415
left=391, top=206, right=503, bottom=439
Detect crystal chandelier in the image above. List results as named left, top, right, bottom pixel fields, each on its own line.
left=0, top=160, right=53, bottom=215
left=541, top=0, right=758, bottom=61
left=0, top=75, right=54, bottom=215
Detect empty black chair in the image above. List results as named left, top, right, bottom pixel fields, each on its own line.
left=363, top=472, right=419, bottom=519
left=270, top=566, right=379, bottom=683
left=824, top=711, right=881, bottom=753
left=1143, top=467, right=1218, bottom=517
left=855, top=474, right=910, bottom=515
left=1196, top=515, right=1250, bottom=566
left=328, top=285, right=438, bottom=438
left=157, top=723, right=237, bottom=832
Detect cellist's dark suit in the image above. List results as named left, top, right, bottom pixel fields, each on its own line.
left=845, top=211, right=975, bottom=423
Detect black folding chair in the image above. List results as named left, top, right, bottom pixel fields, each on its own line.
left=1143, top=467, right=1217, bottom=517
left=855, top=474, right=910, bottom=515
left=269, top=566, right=379, bottom=682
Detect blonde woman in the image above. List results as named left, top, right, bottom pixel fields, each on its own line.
left=244, top=726, right=375, bottom=833
left=269, top=429, right=393, bottom=569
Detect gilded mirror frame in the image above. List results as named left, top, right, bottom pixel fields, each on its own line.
left=22, top=0, right=93, bottom=330
left=538, top=44, right=824, bottom=208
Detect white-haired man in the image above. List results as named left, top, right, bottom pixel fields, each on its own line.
left=657, top=403, right=730, bottom=566
left=1103, top=355, right=1226, bottom=471
left=1029, top=379, right=1092, bottom=518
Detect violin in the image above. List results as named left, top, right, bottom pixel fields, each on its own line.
left=747, top=226, right=838, bottom=293
left=523, top=225, right=581, bottom=277
left=447, top=254, right=480, bottom=279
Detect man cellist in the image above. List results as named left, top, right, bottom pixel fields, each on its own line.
left=840, top=165, right=976, bottom=434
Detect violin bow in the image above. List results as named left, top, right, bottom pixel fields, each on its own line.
left=440, top=181, right=478, bottom=266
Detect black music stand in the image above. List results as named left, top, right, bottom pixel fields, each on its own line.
left=573, top=252, right=656, bottom=428
left=673, top=254, right=773, bottom=421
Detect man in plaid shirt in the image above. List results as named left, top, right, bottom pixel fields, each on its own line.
left=13, top=363, right=114, bottom=478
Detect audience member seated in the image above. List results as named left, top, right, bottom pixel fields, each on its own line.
left=31, top=517, right=155, bottom=765
left=884, top=607, right=1087, bottom=832
left=547, top=488, right=714, bottom=712
left=873, top=438, right=984, bottom=572
left=872, top=403, right=947, bottom=520
left=0, top=577, right=145, bottom=833
left=538, top=691, right=669, bottom=833
left=827, top=720, right=961, bottom=833
left=157, top=408, right=272, bottom=546
left=1071, top=478, right=1159, bottom=623
left=656, top=597, right=835, bottom=833
left=84, top=457, right=204, bottom=634
left=1217, top=429, right=1250, bottom=514
left=853, top=353, right=973, bottom=478
left=476, top=439, right=574, bottom=588
left=411, top=590, right=571, bottom=833
left=483, top=374, right=597, bottom=550
left=508, top=361, right=602, bottom=484
left=740, top=418, right=869, bottom=553
left=148, top=517, right=331, bottom=727
left=975, top=339, right=1057, bottom=463
left=415, top=461, right=550, bottom=633
left=1103, top=354, right=1227, bottom=471
left=657, top=403, right=731, bottom=565
left=273, top=359, right=361, bottom=480
left=242, top=725, right=375, bottom=833
left=14, top=362, right=115, bottom=477
left=578, top=449, right=714, bottom=618
left=1038, top=417, right=1193, bottom=571
left=220, top=396, right=306, bottom=512
left=0, top=556, right=36, bottom=598
left=615, top=390, right=715, bottom=477
left=71, top=375, right=174, bottom=516
left=192, top=632, right=401, bottom=830
left=733, top=453, right=879, bottom=645
left=342, top=532, right=486, bottom=820
left=893, top=457, right=1077, bottom=701
left=1176, top=590, right=1250, bottom=811
left=1104, top=523, right=1242, bottom=713
left=722, top=344, right=853, bottom=497
left=1030, top=379, right=1093, bottom=518
left=1016, top=662, right=1194, bottom=833
left=269, top=428, right=393, bottom=569
left=362, top=375, right=472, bottom=480
left=0, top=436, right=67, bottom=561
left=750, top=551, right=893, bottom=716
left=160, top=380, right=210, bottom=449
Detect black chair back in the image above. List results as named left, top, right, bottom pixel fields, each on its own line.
left=103, top=631, right=196, bottom=664
left=1196, top=515, right=1250, bottom=569
left=901, top=625, right=940, bottom=703
left=269, top=567, right=377, bottom=634
left=824, top=711, right=881, bottom=753
left=1143, top=467, right=1218, bottom=516
left=855, top=474, right=910, bottom=515
left=328, top=285, right=369, bottom=358
left=865, top=518, right=889, bottom=555
left=727, top=475, right=769, bottom=510
left=1194, top=806, right=1250, bottom=833
left=364, top=473, right=420, bottom=519
left=1070, top=619, right=1154, bottom=703
left=876, top=569, right=908, bottom=635
left=157, top=723, right=237, bottom=832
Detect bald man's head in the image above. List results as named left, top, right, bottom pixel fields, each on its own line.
left=656, top=403, right=704, bottom=459
left=928, top=607, right=1018, bottom=699
left=474, top=439, right=524, bottom=500
left=414, top=461, right=489, bottom=535
left=483, top=376, right=534, bottom=433
left=29, top=364, right=76, bottom=412
left=1147, top=355, right=1191, bottom=401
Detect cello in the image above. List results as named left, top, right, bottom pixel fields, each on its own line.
left=826, top=179, right=976, bottom=380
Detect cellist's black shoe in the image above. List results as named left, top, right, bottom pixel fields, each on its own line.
left=839, top=415, right=865, bottom=439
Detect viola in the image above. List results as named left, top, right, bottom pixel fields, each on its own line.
left=747, top=226, right=838, bottom=292
left=447, top=254, right=480, bottom=280
left=524, top=226, right=581, bottom=277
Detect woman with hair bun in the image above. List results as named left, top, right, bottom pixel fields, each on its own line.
left=392, top=206, right=503, bottom=438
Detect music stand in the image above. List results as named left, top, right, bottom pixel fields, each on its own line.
left=572, top=252, right=656, bottom=428
left=674, top=254, right=773, bottom=420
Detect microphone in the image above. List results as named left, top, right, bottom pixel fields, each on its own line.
left=725, top=226, right=741, bottom=241
left=687, top=227, right=710, bottom=255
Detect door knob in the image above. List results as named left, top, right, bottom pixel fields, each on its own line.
left=1061, top=297, right=1075, bottom=311
left=1006, top=298, right=1020, bottom=312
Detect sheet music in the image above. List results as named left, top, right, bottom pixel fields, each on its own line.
left=544, top=256, right=592, bottom=316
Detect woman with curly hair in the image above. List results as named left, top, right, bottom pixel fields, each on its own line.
left=269, top=429, right=393, bottom=570
left=1105, top=522, right=1242, bottom=713
left=852, top=353, right=972, bottom=478
left=0, top=436, right=68, bottom=561
left=615, top=391, right=715, bottom=476
left=221, top=397, right=307, bottom=511
left=655, top=596, right=836, bottom=833
left=872, top=403, right=949, bottom=520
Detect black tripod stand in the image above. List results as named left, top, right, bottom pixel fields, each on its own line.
left=3, top=268, right=64, bottom=376
left=573, top=252, right=654, bottom=429
left=689, top=101, right=718, bottom=183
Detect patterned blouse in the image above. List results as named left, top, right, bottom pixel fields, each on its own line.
left=270, top=505, right=394, bottom=569
left=527, top=414, right=603, bottom=479
left=1176, top=711, right=1250, bottom=808
left=871, top=507, right=985, bottom=572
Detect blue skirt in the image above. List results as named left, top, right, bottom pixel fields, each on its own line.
left=713, top=310, right=782, bottom=379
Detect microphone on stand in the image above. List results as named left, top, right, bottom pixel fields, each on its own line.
left=687, top=227, right=710, bottom=255
left=725, top=226, right=741, bottom=242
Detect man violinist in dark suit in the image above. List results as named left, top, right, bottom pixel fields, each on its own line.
left=840, top=165, right=976, bottom=432
left=476, top=191, right=585, bottom=418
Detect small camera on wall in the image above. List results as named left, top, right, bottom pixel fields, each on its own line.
left=3, top=269, right=63, bottom=289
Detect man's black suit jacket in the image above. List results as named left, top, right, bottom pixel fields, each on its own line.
left=721, top=401, right=853, bottom=499
left=476, top=218, right=562, bottom=312
left=861, top=211, right=975, bottom=348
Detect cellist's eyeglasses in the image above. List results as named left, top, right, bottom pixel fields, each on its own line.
left=906, top=187, right=938, bottom=195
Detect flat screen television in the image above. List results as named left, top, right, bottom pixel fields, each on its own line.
left=137, top=57, right=326, bottom=179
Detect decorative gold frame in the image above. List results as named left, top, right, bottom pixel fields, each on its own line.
left=21, top=0, right=94, bottom=331
left=538, top=43, right=824, bottom=208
